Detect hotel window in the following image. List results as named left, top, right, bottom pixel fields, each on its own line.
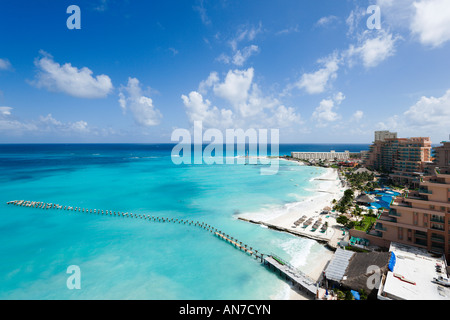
left=430, top=205, right=435, bottom=210
left=398, top=227, right=403, bottom=240
left=407, top=229, right=412, bottom=242
left=432, top=223, right=445, bottom=231
left=441, top=207, right=446, bottom=212
left=423, top=214, right=428, bottom=228
left=413, top=212, right=418, bottom=226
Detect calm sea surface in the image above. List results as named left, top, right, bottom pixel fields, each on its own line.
left=0, top=143, right=368, bottom=299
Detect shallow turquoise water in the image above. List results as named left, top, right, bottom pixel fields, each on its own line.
left=0, top=144, right=332, bottom=299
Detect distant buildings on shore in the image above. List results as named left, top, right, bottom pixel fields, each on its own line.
left=291, top=150, right=352, bottom=161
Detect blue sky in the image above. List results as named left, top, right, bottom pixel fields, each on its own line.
left=0, top=0, right=450, bottom=143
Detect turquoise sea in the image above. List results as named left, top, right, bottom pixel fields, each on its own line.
left=0, top=143, right=368, bottom=299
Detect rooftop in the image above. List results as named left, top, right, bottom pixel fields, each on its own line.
left=378, top=242, right=450, bottom=300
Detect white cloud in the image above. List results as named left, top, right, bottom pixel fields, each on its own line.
left=118, top=77, right=162, bottom=127
left=32, top=51, right=113, bottom=98
left=296, top=54, right=340, bottom=94
left=312, top=92, right=345, bottom=126
left=182, top=68, right=302, bottom=130
left=275, top=25, right=300, bottom=35
left=404, top=89, right=450, bottom=126
left=193, top=0, right=211, bottom=26
left=213, top=68, right=254, bottom=107
left=375, top=89, right=450, bottom=141
left=0, top=106, right=12, bottom=117
left=316, top=15, right=338, bottom=28
left=232, top=45, right=260, bottom=66
left=38, top=114, right=90, bottom=134
left=181, top=91, right=234, bottom=129
left=267, top=105, right=302, bottom=129
left=216, top=45, right=260, bottom=67
left=410, top=0, right=450, bottom=47
left=376, top=0, right=450, bottom=48
left=229, top=23, right=262, bottom=51
left=0, top=59, right=12, bottom=71
left=198, top=71, right=219, bottom=95
left=352, top=110, right=364, bottom=121
left=217, top=24, right=262, bottom=67
left=0, top=108, right=91, bottom=135
left=346, top=30, right=399, bottom=68
left=346, top=7, right=366, bottom=36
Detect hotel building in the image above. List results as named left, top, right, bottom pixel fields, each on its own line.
left=364, top=131, right=432, bottom=187
left=353, top=141, right=450, bottom=262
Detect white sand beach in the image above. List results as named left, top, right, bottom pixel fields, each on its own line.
left=237, top=160, right=349, bottom=300
left=238, top=164, right=346, bottom=243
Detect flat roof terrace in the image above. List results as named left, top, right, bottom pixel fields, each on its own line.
left=378, top=242, right=450, bottom=300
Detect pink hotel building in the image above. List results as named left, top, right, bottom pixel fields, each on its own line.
left=353, top=141, right=450, bottom=261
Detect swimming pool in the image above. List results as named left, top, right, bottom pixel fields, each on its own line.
left=367, top=189, right=401, bottom=210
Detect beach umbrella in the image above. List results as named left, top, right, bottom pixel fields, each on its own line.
left=351, top=290, right=360, bottom=300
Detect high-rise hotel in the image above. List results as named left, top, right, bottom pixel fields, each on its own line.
left=364, top=131, right=432, bottom=187
left=356, top=140, right=450, bottom=261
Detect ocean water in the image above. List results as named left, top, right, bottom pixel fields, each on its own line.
left=0, top=143, right=368, bottom=300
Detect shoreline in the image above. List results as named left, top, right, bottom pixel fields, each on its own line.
left=236, top=158, right=349, bottom=300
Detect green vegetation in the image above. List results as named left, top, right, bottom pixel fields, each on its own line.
left=344, top=171, right=377, bottom=192
left=334, top=288, right=368, bottom=300
left=333, top=189, right=354, bottom=214
left=344, top=246, right=370, bottom=253
left=353, top=215, right=377, bottom=232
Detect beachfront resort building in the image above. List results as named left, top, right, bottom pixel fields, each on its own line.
left=352, top=140, right=450, bottom=262
left=291, top=150, right=351, bottom=161
left=425, top=141, right=450, bottom=175
left=364, top=131, right=432, bottom=187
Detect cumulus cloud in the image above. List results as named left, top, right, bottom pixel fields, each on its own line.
left=213, top=68, right=254, bottom=107
left=376, top=89, right=450, bottom=141
left=181, top=91, right=234, bottom=129
left=38, top=114, right=90, bottom=134
left=410, top=0, right=450, bottom=47
left=32, top=51, right=113, bottom=98
left=377, top=0, right=450, bottom=48
left=0, top=107, right=91, bottom=135
left=118, top=77, right=162, bottom=127
left=296, top=54, right=340, bottom=94
left=312, top=92, right=345, bottom=127
left=404, top=89, right=450, bottom=126
left=346, top=30, right=400, bottom=68
left=182, top=68, right=302, bottom=130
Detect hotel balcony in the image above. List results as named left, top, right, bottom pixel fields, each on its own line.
left=388, top=209, right=401, bottom=217
left=431, top=235, right=445, bottom=243
left=418, top=188, right=432, bottom=195
left=421, top=179, right=448, bottom=187
left=374, top=222, right=387, bottom=232
left=415, top=232, right=427, bottom=240
left=367, top=230, right=383, bottom=238
left=391, top=200, right=412, bottom=208
left=378, top=212, right=397, bottom=223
